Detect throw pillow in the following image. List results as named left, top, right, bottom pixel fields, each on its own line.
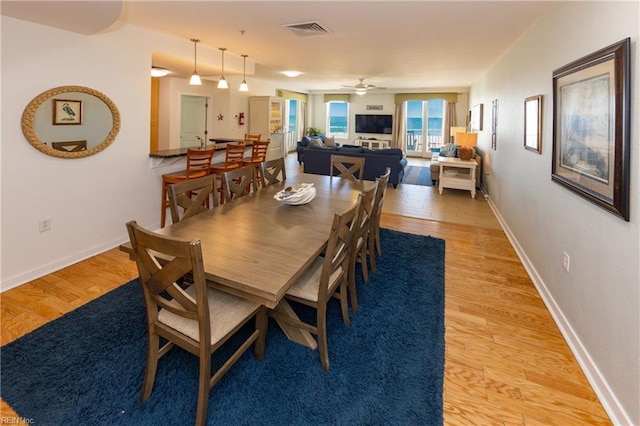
left=324, top=136, right=336, bottom=147
left=440, top=143, right=458, bottom=157
left=310, top=138, right=325, bottom=147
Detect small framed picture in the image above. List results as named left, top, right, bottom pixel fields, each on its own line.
left=470, top=103, right=483, bottom=131
left=53, top=99, right=82, bottom=125
left=524, top=95, right=542, bottom=153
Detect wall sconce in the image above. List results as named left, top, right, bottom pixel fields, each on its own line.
left=239, top=54, right=249, bottom=92
left=189, top=38, right=202, bottom=85
left=217, top=47, right=228, bottom=89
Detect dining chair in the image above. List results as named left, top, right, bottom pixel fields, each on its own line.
left=125, top=220, right=267, bottom=426
left=369, top=167, right=391, bottom=274
left=259, top=157, right=287, bottom=187
left=222, top=165, right=258, bottom=202
left=242, top=140, right=270, bottom=184
left=161, top=147, right=215, bottom=227
left=348, top=179, right=379, bottom=312
left=244, top=133, right=262, bottom=142
left=167, top=175, right=218, bottom=224
left=330, top=154, right=365, bottom=183
left=268, top=195, right=362, bottom=371
left=210, top=142, right=247, bottom=204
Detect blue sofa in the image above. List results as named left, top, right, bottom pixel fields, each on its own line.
left=302, top=145, right=407, bottom=187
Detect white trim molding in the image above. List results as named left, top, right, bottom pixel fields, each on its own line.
left=487, top=199, right=632, bottom=426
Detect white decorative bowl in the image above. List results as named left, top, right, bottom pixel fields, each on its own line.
left=274, top=183, right=316, bottom=205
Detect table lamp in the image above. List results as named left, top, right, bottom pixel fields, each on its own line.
left=456, top=132, right=477, bottom=160
left=450, top=126, right=467, bottom=144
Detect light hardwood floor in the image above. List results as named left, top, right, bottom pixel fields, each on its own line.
left=0, top=155, right=611, bottom=424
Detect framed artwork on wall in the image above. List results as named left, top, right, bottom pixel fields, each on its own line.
left=552, top=38, right=630, bottom=221
left=491, top=99, right=498, bottom=150
left=470, top=103, right=483, bottom=132
left=524, top=95, right=542, bottom=153
left=53, top=99, right=82, bottom=125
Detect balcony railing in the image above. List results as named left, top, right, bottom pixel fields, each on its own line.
left=406, top=131, right=443, bottom=152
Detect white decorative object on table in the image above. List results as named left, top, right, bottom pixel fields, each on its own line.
left=274, top=183, right=316, bottom=205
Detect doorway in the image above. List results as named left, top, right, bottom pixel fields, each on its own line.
left=405, top=99, right=445, bottom=158
left=180, top=95, right=208, bottom=148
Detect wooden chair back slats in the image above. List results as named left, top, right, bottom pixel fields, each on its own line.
left=348, top=180, right=378, bottom=311
left=244, top=133, right=262, bottom=142
left=224, top=143, right=248, bottom=168
left=368, top=167, right=391, bottom=273
left=260, top=158, right=287, bottom=187
left=185, top=147, right=216, bottom=179
left=160, top=147, right=215, bottom=227
left=167, top=175, right=217, bottom=224
left=125, top=220, right=266, bottom=426
left=269, top=195, right=361, bottom=371
left=330, top=155, right=365, bottom=183
left=321, top=197, right=361, bottom=302
left=249, top=140, right=270, bottom=163
left=222, top=166, right=259, bottom=202
left=52, top=140, right=87, bottom=152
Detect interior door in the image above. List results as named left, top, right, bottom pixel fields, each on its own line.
left=180, top=95, right=207, bottom=148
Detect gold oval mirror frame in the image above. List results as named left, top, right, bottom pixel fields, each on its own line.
left=21, top=85, right=121, bottom=159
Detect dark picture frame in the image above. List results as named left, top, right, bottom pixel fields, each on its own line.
left=53, top=99, right=82, bottom=125
left=491, top=99, right=498, bottom=150
left=552, top=38, right=630, bottom=221
left=524, top=95, right=542, bottom=154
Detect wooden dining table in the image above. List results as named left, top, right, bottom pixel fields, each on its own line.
left=122, top=173, right=374, bottom=349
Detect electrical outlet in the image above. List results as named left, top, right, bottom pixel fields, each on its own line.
left=562, top=252, right=570, bottom=272
left=39, top=218, right=52, bottom=233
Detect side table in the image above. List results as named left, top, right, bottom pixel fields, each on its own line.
left=438, top=156, right=477, bottom=198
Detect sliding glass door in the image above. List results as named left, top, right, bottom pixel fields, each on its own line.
left=405, top=99, right=445, bottom=158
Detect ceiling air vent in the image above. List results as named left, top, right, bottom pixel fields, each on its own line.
left=283, top=21, right=331, bottom=37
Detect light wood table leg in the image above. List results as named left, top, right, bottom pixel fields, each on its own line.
left=272, top=299, right=318, bottom=349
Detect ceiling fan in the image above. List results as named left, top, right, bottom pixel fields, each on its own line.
left=342, top=78, right=386, bottom=95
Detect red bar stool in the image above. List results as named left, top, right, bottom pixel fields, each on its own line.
left=160, top=147, right=215, bottom=227
left=210, top=142, right=246, bottom=204
left=242, top=139, right=270, bottom=185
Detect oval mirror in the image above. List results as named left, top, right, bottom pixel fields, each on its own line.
left=21, top=85, right=120, bottom=159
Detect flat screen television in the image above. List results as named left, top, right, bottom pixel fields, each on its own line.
left=355, top=114, right=393, bottom=134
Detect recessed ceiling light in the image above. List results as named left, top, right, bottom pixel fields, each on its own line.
left=151, top=67, right=169, bottom=77
left=283, top=71, right=301, bottom=78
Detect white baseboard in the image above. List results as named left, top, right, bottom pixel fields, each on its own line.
left=1, top=236, right=129, bottom=293
left=486, top=198, right=632, bottom=425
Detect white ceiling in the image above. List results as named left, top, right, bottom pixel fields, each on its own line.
left=3, top=1, right=558, bottom=93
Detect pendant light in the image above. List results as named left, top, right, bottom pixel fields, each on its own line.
left=189, top=38, right=202, bottom=85
left=239, top=54, right=249, bottom=92
left=217, top=48, right=228, bottom=89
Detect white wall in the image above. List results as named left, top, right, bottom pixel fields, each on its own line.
left=470, top=2, right=639, bottom=424
left=0, top=17, right=282, bottom=290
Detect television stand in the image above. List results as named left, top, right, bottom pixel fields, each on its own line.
left=353, top=138, right=390, bottom=150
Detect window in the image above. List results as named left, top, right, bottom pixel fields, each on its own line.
left=286, top=99, right=298, bottom=135
left=326, top=101, right=349, bottom=137
left=405, top=99, right=445, bottom=156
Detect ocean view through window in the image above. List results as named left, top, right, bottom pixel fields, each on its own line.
left=326, top=101, right=348, bottom=137
left=406, top=99, right=445, bottom=156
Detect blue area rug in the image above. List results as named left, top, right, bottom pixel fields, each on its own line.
left=1, top=229, right=445, bottom=425
left=402, top=166, right=433, bottom=186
